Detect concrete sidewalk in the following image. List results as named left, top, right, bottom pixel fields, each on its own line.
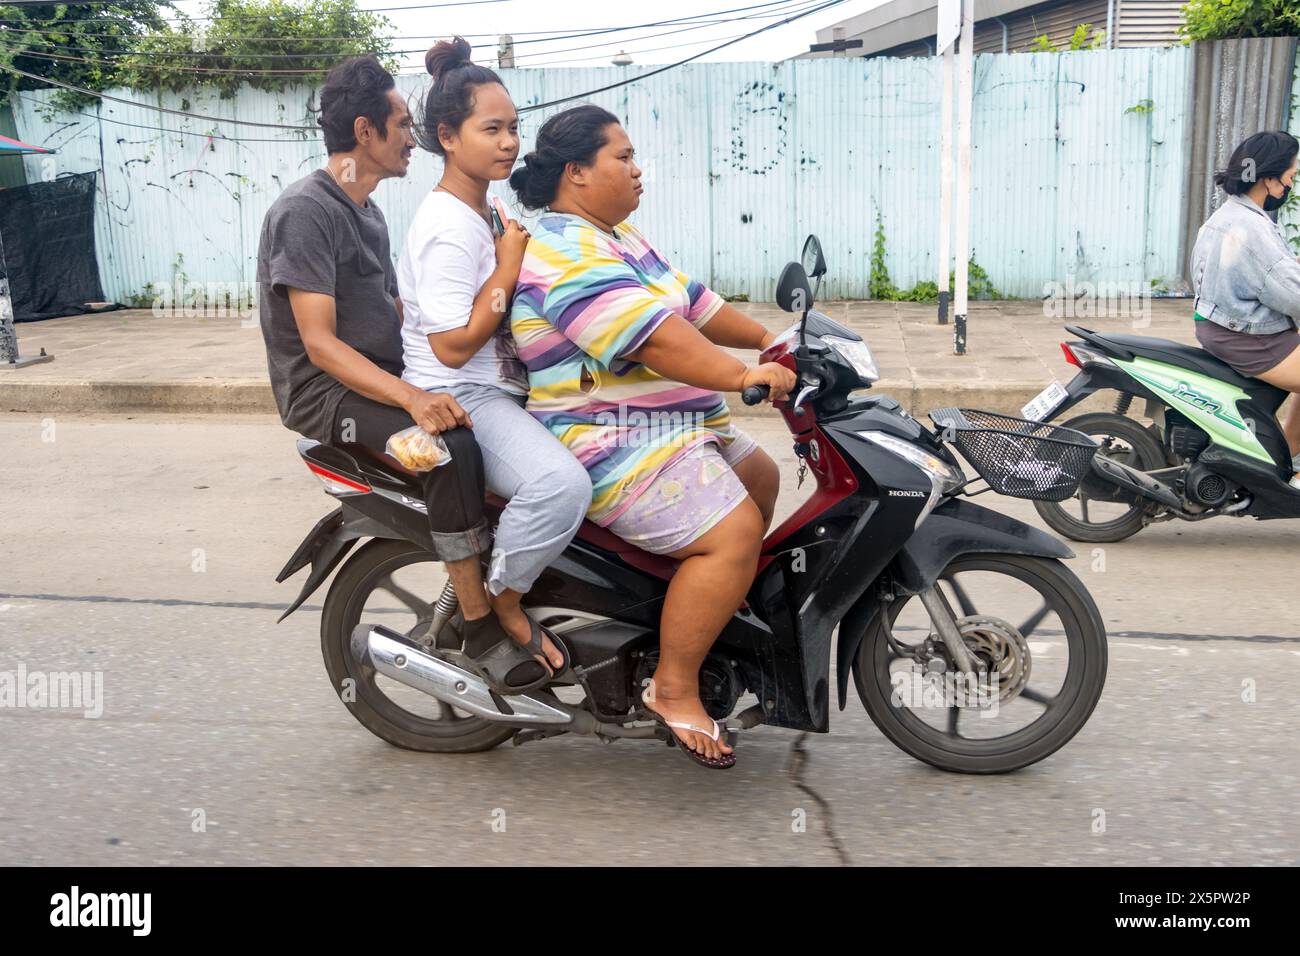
left=2, top=299, right=1198, bottom=419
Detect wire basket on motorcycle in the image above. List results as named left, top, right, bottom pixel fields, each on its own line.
left=928, top=407, right=1100, bottom=502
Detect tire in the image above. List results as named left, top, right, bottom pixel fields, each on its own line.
left=853, top=554, right=1107, bottom=774
left=1033, top=411, right=1167, bottom=543
left=320, top=538, right=515, bottom=753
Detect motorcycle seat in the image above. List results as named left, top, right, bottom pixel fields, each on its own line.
left=484, top=493, right=682, bottom=581
left=334, top=442, right=424, bottom=483
left=329, top=445, right=682, bottom=581
left=1066, top=325, right=1287, bottom=406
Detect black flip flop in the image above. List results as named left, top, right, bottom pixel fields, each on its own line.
left=639, top=690, right=736, bottom=770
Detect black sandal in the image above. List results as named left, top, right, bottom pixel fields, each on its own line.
left=443, top=609, right=548, bottom=695
left=522, top=615, right=572, bottom=681
left=442, top=610, right=569, bottom=696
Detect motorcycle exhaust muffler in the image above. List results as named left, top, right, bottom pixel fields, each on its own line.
left=1091, top=454, right=1183, bottom=510
left=350, top=624, right=574, bottom=726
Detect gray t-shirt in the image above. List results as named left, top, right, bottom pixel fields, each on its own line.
left=257, top=169, right=403, bottom=442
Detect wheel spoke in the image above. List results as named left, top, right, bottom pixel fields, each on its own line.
left=376, top=575, right=432, bottom=617
left=944, top=574, right=978, bottom=616
left=1018, top=685, right=1055, bottom=707
left=1018, top=601, right=1051, bottom=639
left=1078, top=492, right=1091, bottom=523
left=946, top=704, right=962, bottom=737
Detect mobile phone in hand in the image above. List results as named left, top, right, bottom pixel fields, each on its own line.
left=489, top=196, right=509, bottom=237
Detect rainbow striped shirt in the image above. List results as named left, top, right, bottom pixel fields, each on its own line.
left=510, top=212, right=737, bottom=525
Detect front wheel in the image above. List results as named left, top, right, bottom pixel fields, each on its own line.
left=853, top=554, right=1107, bottom=774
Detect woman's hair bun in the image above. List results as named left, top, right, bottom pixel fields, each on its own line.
left=425, top=36, right=473, bottom=81
left=413, top=36, right=502, bottom=157
left=507, top=105, right=621, bottom=210
left=508, top=159, right=537, bottom=203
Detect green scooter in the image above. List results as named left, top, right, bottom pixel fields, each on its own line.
left=1022, top=325, right=1300, bottom=542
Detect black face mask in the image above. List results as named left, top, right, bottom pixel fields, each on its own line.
left=1264, top=183, right=1291, bottom=211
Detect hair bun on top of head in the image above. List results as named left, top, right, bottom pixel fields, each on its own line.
left=425, top=36, right=473, bottom=79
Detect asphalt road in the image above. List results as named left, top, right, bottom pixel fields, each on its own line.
left=1, top=412, right=1297, bottom=865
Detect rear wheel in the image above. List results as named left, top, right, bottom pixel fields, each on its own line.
left=320, top=538, right=515, bottom=753
left=853, top=554, right=1107, bottom=774
left=1033, top=411, right=1167, bottom=543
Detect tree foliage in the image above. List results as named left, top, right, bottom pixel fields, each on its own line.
left=1027, top=22, right=1106, bottom=52
left=0, top=1, right=397, bottom=108
left=0, top=2, right=175, bottom=109
left=1181, top=0, right=1300, bottom=40
left=117, top=0, right=398, bottom=96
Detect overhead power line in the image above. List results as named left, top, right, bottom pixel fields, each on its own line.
left=0, top=0, right=820, bottom=74
left=12, top=92, right=318, bottom=142
left=0, top=63, right=319, bottom=129
left=516, top=0, right=847, bottom=113
left=0, top=0, right=801, bottom=44
left=0, top=0, right=514, bottom=28
left=0, top=0, right=848, bottom=130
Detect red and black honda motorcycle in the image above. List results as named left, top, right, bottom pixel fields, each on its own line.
left=276, top=236, right=1108, bottom=773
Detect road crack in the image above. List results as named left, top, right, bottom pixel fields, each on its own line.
left=786, top=732, right=851, bottom=865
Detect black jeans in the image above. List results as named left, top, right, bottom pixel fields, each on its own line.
left=333, top=391, right=489, bottom=562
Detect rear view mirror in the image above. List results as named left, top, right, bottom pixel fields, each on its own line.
left=775, top=261, right=813, bottom=314
left=801, top=234, right=826, bottom=278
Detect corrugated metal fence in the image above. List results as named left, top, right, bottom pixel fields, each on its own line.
left=1184, top=36, right=1299, bottom=280
left=3, top=45, right=1238, bottom=301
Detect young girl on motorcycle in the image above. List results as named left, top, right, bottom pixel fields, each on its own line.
left=397, top=38, right=591, bottom=692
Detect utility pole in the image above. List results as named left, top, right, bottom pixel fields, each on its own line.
left=497, top=35, right=514, bottom=69
left=936, top=0, right=959, bottom=327
left=0, top=133, right=56, bottom=368
left=0, top=227, right=52, bottom=368
left=952, top=0, right=974, bottom=355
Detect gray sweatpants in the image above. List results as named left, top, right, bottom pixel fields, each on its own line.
left=439, top=382, right=592, bottom=597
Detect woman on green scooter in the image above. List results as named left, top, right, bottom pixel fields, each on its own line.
left=1191, top=130, right=1300, bottom=489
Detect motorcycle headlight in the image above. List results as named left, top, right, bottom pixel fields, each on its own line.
left=825, top=335, right=880, bottom=383
left=859, top=430, right=965, bottom=527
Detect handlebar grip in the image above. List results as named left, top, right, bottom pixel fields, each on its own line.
left=741, top=384, right=770, bottom=406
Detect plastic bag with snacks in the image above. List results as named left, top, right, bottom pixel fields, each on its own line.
left=385, top=425, right=453, bottom=472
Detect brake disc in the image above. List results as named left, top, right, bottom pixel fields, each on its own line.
left=951, top=614, right=1031, bottom=703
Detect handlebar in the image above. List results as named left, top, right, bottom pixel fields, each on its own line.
left=741, top=384, right=770, bottom=406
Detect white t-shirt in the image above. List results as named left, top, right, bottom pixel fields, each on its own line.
left=397, top=190, right=528, bottom=394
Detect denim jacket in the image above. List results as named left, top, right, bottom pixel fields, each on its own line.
left=1190, top=194, right=1300, bottom=334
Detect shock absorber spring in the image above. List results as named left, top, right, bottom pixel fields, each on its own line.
left=428, top=578, right=460, bottom=642
left=1114, top=392, right=1133, bottom=416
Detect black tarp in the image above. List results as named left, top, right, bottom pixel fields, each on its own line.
left=0, top=171, right=110, bottom=322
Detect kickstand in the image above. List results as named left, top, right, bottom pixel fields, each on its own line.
left=511, top=727, right=568, bottom=747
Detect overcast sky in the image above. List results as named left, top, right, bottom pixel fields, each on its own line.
left=170, top=0, right=885, bottom=72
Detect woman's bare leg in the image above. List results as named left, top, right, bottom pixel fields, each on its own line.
left=1253, top=345, right=1300, bottom=468
left=644, top=498, right=765, bottom=760
left=729, top=448, right=781, bottom=532
left=1281, top=398, right=1300, bottom=461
